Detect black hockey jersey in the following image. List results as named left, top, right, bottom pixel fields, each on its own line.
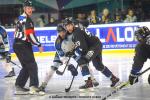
left=72, top=27, right=100, bottom=55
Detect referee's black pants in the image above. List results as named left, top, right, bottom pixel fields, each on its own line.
left=13, top=39, right=39, bottom=87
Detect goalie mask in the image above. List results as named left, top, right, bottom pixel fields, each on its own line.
left=135, top=26, right=150, bottom=42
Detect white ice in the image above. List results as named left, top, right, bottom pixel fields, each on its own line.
left=0, top=53, right=150, bottom=100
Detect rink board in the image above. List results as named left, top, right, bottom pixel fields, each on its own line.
left=6, top=22, right=150, bottom=57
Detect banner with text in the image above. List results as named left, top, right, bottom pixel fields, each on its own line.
left=7, top=22, right=150, bottom=53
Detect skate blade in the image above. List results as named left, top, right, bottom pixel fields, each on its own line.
left=113, top=81, right=130, bottom=89
left=79, top=87, right=94, bottom=92
left=29, top=91, right=39, bottom=95
left=38, top=91, right=46, bottom=96
left=14, top=91, right=29, bottom=95
left=112, top=81, right=122, bottom=88
left=14, top=91, right=46, bottom=96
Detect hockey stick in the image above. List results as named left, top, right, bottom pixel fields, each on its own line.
left=10, top=60, right=22, bottom=68
left=56, top=57, right=71, bottom=75
left=65, top=64, right=79, bottom=92
left=101, top=66, right=150, bottom=100
left=0, top=57, right=22, bottom=68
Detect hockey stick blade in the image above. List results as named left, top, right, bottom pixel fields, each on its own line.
left=65, top=76, right=75, bottom=92
left=65, top=87, right=70, bottom=92
left=56, top=70, right=63, bottom=75
left=56, top=57, right=71, bottom=75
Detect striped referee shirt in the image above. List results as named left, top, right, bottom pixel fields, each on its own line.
left=14, top=13, right=41, bottom=47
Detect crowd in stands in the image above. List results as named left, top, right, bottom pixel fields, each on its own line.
left=1, top=0, right=149, bottom=28
left=35, top=7, right=144, bottom=28
left=32, top=0, right=146, bottom=28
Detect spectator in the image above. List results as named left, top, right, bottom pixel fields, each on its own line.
left=88, top=10, right=100, bottom=25
left=46, top=17, right=57, bottom=26
left=121, top=9, right=127, bottom=21
left=76, top=12, right=89, bottom=27
left=132, top=1, right=144, bottom=21
left=124, top=9, right=137, bottom=23
left=35, top=15, right=46, bottom=27
left=100, top=8, right=112, bottom=24
left=113, top=13, right=123, bottom=23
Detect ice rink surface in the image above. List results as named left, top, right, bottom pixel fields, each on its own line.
left=0, top=52, right=150, bottom=100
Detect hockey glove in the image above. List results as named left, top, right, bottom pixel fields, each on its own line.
left=5, top=52, right=11, bottom=63
left=85, top=50, right=94, bottom=61
left=129, top=74, right=138, bottom=85
left=51, top=61, right=63, bottom=71
left=65, top=51, right=74, bottom=57
left=68, top=64, right=78, bottom=76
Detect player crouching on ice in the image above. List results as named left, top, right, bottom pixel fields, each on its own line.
left=129, top=26, right=150, bottom=85
left=63, top=18, right=119, bottom=91
left=0, top=25, right=15, bottom=77
left=39, top=24, right=99, bottom=93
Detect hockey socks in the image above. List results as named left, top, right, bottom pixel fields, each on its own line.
left=101, top=66, right=119, bottom=87
left=81, top=65, right=91, bottom=80
left=101, top=66, right=112, bottom=78
left=131, top=66, right=142, bottom=75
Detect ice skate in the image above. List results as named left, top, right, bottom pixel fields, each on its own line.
left=110, top=75, right=120, bottom=87
left=14, top=85, right=29, bottom=95
left=4, top=68, right=15, bottom=78
left=79, top=77, right=94, bottom=92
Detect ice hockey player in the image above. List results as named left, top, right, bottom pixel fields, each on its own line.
left=128, top=26, right=150, bottom=85
left=39, top=24, right=99, bottom=93
left=0, top=25, right=15, bottom=77
left=63, top=18, right=119, bottom=91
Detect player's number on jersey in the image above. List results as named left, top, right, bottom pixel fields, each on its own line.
left=75, top=41, right=80, bottom=48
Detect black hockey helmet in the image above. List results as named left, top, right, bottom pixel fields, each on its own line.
left=135, top=26, right=150, bottom=42
left=57, top=24, right=66, bottom=33
left=23, top=0, right=33, bottom=7
left=63, top=18, right=74, bottom=26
